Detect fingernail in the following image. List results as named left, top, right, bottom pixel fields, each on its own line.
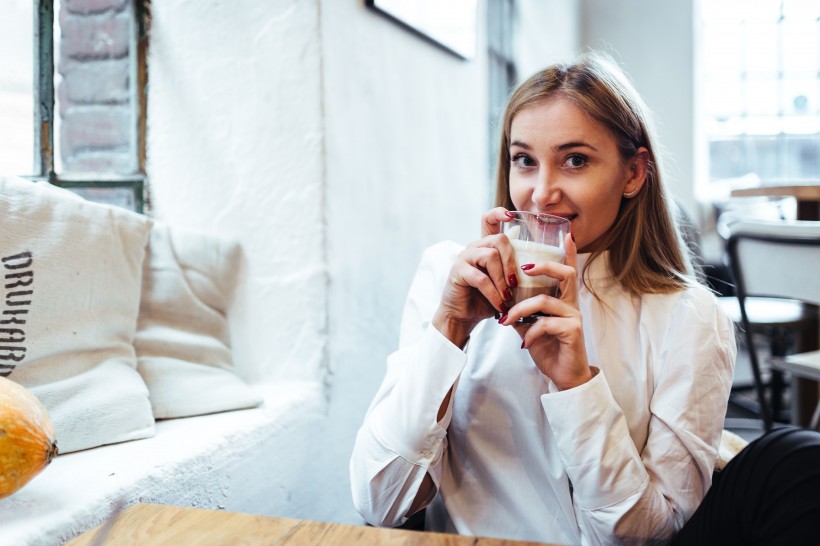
left=521, top=341, right=526, bottom=349
left=521, top=263, right=535, bottom=271
left=499, top=302, right=508, bottom=313
left=504, top=287, right=514, bottom=301
left=508, top=274, right=518, bottom=288
left=504, top=211, right=516, bottom=218
left=498, top=313, right=508, bottom=324
left=571, top=232, right=575, bottom=243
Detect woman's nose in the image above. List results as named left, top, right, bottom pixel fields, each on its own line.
left=531, top=171, right=560, bottom=208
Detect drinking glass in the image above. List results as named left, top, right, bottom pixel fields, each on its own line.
left=501, top=211, right=571, bottom=316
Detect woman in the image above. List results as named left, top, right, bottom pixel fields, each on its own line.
left=350, top=52, right=736, bottom=545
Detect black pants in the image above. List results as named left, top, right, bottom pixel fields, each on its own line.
left=673, top=426, right=820, bottom=545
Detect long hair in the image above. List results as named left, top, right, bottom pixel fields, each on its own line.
left=494, top=51, right=694, bottom=295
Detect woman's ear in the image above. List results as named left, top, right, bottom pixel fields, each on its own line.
left=622, top=147, right=650, bottom=199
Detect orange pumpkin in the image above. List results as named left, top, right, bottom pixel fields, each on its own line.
left=0, top=377, right=58, bottom=499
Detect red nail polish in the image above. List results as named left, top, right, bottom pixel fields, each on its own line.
left=521, top=341, right=526, bottom=349
left=571, top=232, right=576, bottom=243
left=504, top=287, right=513, bottom=301
left=498, top=313, right=508, bottom=324
left=508, top=274, right=518, bottom=288
left=500, top=302, right=508, bottom=313
left=504, top=211, right=516, bottom=218
left=521, top=263, right=535, bottom=271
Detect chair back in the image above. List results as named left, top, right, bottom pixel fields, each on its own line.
left=727, top=220, right=820, bottom=306
left=716, top=196, right=797, bottom=241
left=727, top=219, right=820, bottom=430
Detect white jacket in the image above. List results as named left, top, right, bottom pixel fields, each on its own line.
left=350, top=241, right=736, bottom=545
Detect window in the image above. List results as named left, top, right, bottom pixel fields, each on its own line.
left=487, top=0, right=517, bottom=182
left=0, top=0, right=148, bottom=212
left=700, top=0, right=819, bottom=186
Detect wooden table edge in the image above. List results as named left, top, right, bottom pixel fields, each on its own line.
left=65, top=503, right=563, bottom=546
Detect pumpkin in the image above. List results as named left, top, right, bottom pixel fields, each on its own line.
left=0, top=377, right=58, bottom=499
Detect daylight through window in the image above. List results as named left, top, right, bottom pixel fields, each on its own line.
left=701, top=0, right=819, bottom=185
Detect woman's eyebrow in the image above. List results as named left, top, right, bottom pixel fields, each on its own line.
left=509, top=140, right=598, bottom=152
left=553, top=141, right=598, bottom=152
left=509, top=140, right=531, bottom=150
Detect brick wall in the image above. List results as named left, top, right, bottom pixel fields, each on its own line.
left=57, top=0, right=137, bottom=175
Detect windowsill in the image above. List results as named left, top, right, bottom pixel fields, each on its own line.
left=0, top=381, right=326, bottom=546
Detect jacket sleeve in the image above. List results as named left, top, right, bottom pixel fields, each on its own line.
left=349, top=242, right=466, bottom=527
left=540, top=288, right=737, bottom=544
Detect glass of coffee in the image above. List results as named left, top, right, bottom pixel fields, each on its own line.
left=501, top=211, right=571, bottom=315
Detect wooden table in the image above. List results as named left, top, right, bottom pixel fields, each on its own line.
left=66, top=504, right=561, bottom=546
left=730, top=184, right=820, bottom=220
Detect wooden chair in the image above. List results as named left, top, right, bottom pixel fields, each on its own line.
left=726, top=220, right=820, bottom=431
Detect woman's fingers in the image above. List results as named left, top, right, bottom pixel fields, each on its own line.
left=467, top=231, right=519, bottom=291
left=564, top=231, right=577, bottom=271
left=482, top=207, right=514, bottom=237
left=456, top=245, right=513, bottom=312
left=458, top=266, right=507, bottom=313
left=473, top=232, right=519, bottom=287
left=519, top=261, right=578, bottom=306
left=519, top=260, right=574, bottom=283
left=512, top=313, right=583, bottom=347
left=498, top=293, right=576, bottom=326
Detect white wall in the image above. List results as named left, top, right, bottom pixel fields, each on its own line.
left=313, top=0, right=491, bottom=524
left=515, top=0, right=581, bottom=79
left=581, top=0, right=697, bottom=218
left=147, top=0, right=327, bottom=385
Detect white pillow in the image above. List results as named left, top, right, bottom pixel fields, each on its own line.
left=0, top=175, right=155, bottom=453
left=135, top=222, right=261, bottom=418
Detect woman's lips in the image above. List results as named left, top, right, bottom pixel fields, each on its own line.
left=546, top=213, right=577, bottom=221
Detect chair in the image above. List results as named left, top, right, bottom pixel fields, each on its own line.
left=675, top=201, right=818, bottom=427
left=726, top=220, right=820, bottom=431
left=714, top=196, right=796, bottom=241
left=716, top=295, right=818, bottom=426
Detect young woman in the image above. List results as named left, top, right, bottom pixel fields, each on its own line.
left=350, top=52, right=737, bottom=544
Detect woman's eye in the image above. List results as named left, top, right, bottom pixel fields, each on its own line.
left=563, top=154, right=588, bottom=169
left=511, top=154, right=535, bottom=168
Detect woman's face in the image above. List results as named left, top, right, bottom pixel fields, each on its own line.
left=508, top=97, right=642, bottom=253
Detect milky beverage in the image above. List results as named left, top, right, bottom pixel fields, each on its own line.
left=503, top=223, right=566, bottom=305
left=509, top=238, right=566, bottom=302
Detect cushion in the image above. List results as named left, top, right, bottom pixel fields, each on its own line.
left=134, top=222, right=261, bottom=418
left=0, top=175, right=155, bottom=453
left=716, top=429, right=749, bottom=471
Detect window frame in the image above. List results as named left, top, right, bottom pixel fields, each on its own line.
left=486, top=0, right=517, bottom=185
left=31, top=0, right=148, bottom=213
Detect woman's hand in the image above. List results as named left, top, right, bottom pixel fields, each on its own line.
left=499, top=232, right=594, bottom=390
left=432, top=208, right=518, bottom=349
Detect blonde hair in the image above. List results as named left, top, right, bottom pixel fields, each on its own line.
left=494, top=51, right=695, bottom=295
